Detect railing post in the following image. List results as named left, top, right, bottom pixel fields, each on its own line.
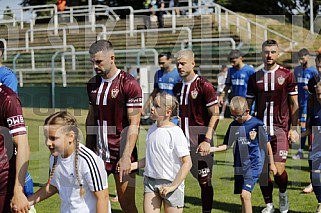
left=141, top=32, right=145, bottom=49
left=31, top=50, right=35, bottom=70
left=129, top=9, right=134, bottom=37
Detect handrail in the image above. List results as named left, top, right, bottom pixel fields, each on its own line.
left=9, top=45, right=76, bottom=71
left=25, top=24, right=106, bottom=46
left=97, top=27, right=192, bottom=49
left=181, top=37, right=236, bottom=50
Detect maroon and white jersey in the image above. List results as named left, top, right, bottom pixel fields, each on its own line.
left=173, top=75, right=218, bottom=147
left=0, top=84, right=26, bottom=195
left=87, top=70, right=142, bottom=163
left=246, top=65, right=298, bottom=135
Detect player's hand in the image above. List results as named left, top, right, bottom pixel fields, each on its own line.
left=269, top=163, right=277, bottom=175
left=197, top=142, right=211, bottom=156
left=10, top=190, right=30, bottom=213
left=117, top=156, right=132, bottom=183
left=218, top=96, right=224, bottom=107
left=288, top=129, right=300, bottom=144
left=159, top=185, right=176, bottom=197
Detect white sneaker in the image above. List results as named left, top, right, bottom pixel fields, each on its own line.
left=279, top=191, right=289, bottom=213
left=261, top=205, right=275, bottom=213
left=316, top=203, right=321, bottom=213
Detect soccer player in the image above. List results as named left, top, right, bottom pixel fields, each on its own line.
left=219, top=49, right=255, bottom=103
left=143, top=52, right=181, bottom=123
left=211, top=96, right=276, bottom=213
left=0, top=83, right=30, bottom=213
left=0, top=40, right=18, bottom=93
left=303, top=82, right=321, bottom=213
left=292, top=48, right=317, bottom=160
left=85, top=40, right=142, bottom=213
left=173, top=49, right=220, bottom=213
left=246, top=39, right=299, bottom=213
left=28, top=111, right=111, bottom=213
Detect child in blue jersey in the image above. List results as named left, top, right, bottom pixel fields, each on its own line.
left=211, top=96, right=276, bottom=213
left=302, top=82, right=321, bottom=212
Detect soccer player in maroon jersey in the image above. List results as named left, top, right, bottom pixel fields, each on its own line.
left=246, top=40, right=299, bottom=213
left=86, top=40, right=142, bottom=213
left=0, top=83, right=30, bottom=213
left=173, top=49, right=220, bottom=213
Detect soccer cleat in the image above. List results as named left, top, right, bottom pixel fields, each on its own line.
left=279, top=191, right=289, bottom=213
left=261, top=206, right=275, bottom=213
left=292, top=151, right=304, bottom=160
left=303, top=183, right=313, bottom=193
left=316, top=203, right=321, bottom=213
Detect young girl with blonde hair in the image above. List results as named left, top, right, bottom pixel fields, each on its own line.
left=28, top=111, right=110, bottom=213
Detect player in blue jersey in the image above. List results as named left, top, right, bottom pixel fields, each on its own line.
left=219, top=49, right=255, bottom=104
left=143, top=52, right=181, bottom=123
left=292, top=48, right=318, bottom=160
left=0, top=40, right=18, bottom=93
left=301, top=82, right=321, bottom=212
left=211, top=96, right=276, bottom=213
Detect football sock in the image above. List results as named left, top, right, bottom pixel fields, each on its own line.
left=260, top=176, right=273, bottom=204
left=300, top=127, right=306, bottom=150
left=201, top=184, right=213, bottom=212
left=275, top=170, right=288, bottom=193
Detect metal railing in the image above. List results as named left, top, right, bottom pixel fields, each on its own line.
left=97, top=27, right=192, bottom=49
left=181, top=37, right=236, bottom=50
left=25, top=24, right=107, bottom=48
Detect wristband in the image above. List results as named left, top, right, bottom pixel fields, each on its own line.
left=203, top=137, right=212, bottom=143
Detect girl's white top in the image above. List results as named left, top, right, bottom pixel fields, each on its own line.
left=49, top=144, right=111, bottom=213
left=144, top=123, right=190, bottom=188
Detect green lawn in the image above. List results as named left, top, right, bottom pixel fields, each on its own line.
left=24, top=108, right=316, bottom=212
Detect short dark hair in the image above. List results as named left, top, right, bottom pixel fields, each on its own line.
left=158, top=52, right=172, bottom=59
left=262, top=39, right=279, bottom=49
left=228, top=49, right=242, bottom=59
left=298, top=48, right=309, bottom=57
left=89, top=40, right=113, bottom=55
left=0, top=41, right=4, bottom=53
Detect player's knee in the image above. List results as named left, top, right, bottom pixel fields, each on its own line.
left=240, top=190, right=251, bottom=201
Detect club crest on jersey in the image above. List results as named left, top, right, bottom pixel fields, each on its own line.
left=191, top=89, right=198, bottom=99
left=111, top=88, right=119, bottom=98
left=249, top=129, right=257, bottom=140
left=278, top=76, right=285, bottom=85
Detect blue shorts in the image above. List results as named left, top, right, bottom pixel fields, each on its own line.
left=234, top=174, right=259, bottom=194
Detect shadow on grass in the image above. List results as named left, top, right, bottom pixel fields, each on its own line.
left=185, top=196, right=305, bottom=212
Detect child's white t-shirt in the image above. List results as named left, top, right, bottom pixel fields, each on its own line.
left=144, top=124, right=190, bottom=185
left=50, top=144, right=111, bottom=213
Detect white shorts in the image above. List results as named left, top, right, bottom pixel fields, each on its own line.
left=144, top=176, right=184, bottom=208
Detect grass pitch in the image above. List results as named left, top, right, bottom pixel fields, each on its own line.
left=23, top=108, right=316, bottom=212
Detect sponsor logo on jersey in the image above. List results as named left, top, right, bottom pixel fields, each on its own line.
left=257, top=80, right=263, bottom=84
left=191, top=89, right=198, bottom=99
left=249, top=129, right=257, bottom=140
left=91, top=90, right=97, bottom=93
left=278, top=75, right=285, bottom=85
left=7, top=115, right=24, bottom=127
left=128, top=97, right=142, bottom=103
left=279, top=150, right=288, bottom=159
left=111, top=88, right=119, bottom=98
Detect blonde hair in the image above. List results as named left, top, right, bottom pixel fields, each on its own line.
left=230, top=96, right=249, bottom=112
left=44, top=111, right=85, bottom=197
left=175, top=49, right=194, bottom=60
left=156, top=93, right=179, bottom=119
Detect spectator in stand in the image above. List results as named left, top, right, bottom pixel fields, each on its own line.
left=217, top=64, right=228, bottom=119
left=154, top=0, right=165, bottom=28
left=292, top=48, right=317, bottom=160
left=169, top=0, right=180, bottom=16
